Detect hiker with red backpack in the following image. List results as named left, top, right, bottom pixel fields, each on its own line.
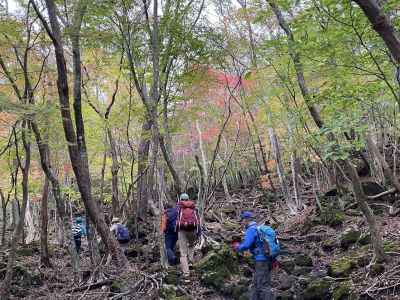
left=233, top=211, right=280, bottom=300
left=176, top=193, right=201, bottom=280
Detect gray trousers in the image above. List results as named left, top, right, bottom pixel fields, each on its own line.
left=250, top=261, right=274, bottom=300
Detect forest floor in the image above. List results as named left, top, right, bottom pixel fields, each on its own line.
left=1, top=185, right=400, bottom=299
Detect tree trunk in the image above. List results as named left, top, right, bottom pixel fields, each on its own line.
left=137, top=118, right=151, bottom=218
left=34, top=0, right=128, bottom=268
left=107, top=127, right=120, bottom=217
left=1, top=189, right=8, bottom=246
left=0, top=125, right=30, bottom=299
left=344, top=160, right=385, bottom=262
left=366, top=133, right=400, bottom=191
left=40, top=178, right=51, bottom=267
left=268, top=127, right=296, bottom=214
left=353, top=0, right=400, bottom=64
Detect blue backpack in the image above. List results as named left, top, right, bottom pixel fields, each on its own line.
left=116, top=224, right=129, bottom=241
left=257, top=225, right=280, bottom=259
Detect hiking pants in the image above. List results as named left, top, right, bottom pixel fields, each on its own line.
left=74, top=236, right=81, bottom=253
left=250, top=261, right=273, bottom=300
left=178, top=230, right=197, bottom=276
left=165, top=232, right=178, bottom=265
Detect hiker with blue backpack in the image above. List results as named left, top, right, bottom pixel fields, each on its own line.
left=105, top=217, right=130, bottom=264
left=234, top=211, right=280, bottom=300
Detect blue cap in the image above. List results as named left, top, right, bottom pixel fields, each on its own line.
left=240, top=211, right=253, bottom=220
left=75, top=217, right=83, bottom=224
left=180, top=193, right=189, bottom=200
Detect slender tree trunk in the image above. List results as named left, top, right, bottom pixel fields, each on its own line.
left=34, top=0, right=128, bottom=268
left=267, top=0, right=384, bottom=260
left=137, top=118, right=151, bottom=218
left=0, top=126, right=30, bottom=299
left=107, top=128, right=120, bottom=217
left=366, top=133, right=400, bottom=191
left=40, top=178, right=51, bottom=267
left=1, top=189, right=8, bottom=247
left=353, top=0, right=400, bottom=64
left=344, top=160, right=385, bottom=262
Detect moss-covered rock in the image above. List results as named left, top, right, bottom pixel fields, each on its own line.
left=159, top=284, right=187, bottom=300
left=322, top=238, right=337, bottom=252
left=340, top=230, right=361, bottom=249
left=358, top=233, right=371, bottom=245
left=383, top=241, right=399, bottom=252
left=280, top=259, right=295, bottom=274
left=110, top=280, right=122, bottom=293
left=328, top=257, right=357, bottom=277
left=16, top=247, right=35, bottom=257
left=12, top=265, right=42, bottom=287
left=276, top=290, right=295, bottom=300
left=333, top=281, right=351, bottom=300
left=303, top=278, right=332, bottom=300
left=221, top=282, right=248, bottom=300
left=295, top=254, right=313, bottom=267
left=164, top=269, right=179, bottom=285
left=195, top=245, right=238, bottom=290
left=293, top=266, right=313, bottom=276
left=370, top=263, right=385, bottom=276
left=319, top=210, right=345, bottom=227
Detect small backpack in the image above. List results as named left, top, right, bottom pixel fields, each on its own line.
left=160, top=208, right=178, bottom=233
left=116, top=224, right=129, bottom=241
left=257, top=225, right=280, bottom=258
left=177, top=201, right=199, bottom=231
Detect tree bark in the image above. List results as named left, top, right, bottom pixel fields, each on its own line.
left=0, top=189, right=8, bottom=246
left=344, top=160, right=385, bottom=262
left=34, top=0, right=128, bottom=267
left=137, top=118, right=151, bottom=218
left=366, top=133, right=400, bottom=192
left=107, top=128, right=120, bottom=217
left=0, top=124, right=30, bottom=299
left=353, top=0, right=400, bottom=64
left=40, top=177, right=51, bottom=267
left=267, top=0, right=384, bottom=259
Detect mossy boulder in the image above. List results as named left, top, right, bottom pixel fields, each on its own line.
left=370, top=263, right=385, bottom=276
left=221, top=281, right=249, bottom=300
left=12, top=265, right=42, bottom=287
left=303, top=278, right=332, bottom=300
left=319, top=210, right=345, bottom=227
left=383, top=241, right=399, bottom=252
left=110, top=280, right=122, bottom=293
left=328, top=257, right=357, bottom=277
left=195, top=245, right=238, bottom=290
left=16, top=247, right=35, bottom=257
left=164, top=269, right=179, bottom=285
left=333, top=281, right=351, bottom=300
left=280, top=259, right=295, bottom=274
left=159, top=284, right=188, bottom=300
left=358, top=233, right=371, bottom=245
left=293, top=266, right=313, bottom=276
left=322, top=238, right=337, bottom=252
left=340, top=230, right=361, bottom=249
left=276, top=290, right=295, bottom=300
left=295, top=254, right=313, bottom=267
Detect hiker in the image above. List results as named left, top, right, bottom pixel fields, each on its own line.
left=234, top=211, right=279, bottom=300
left=106, top=217, right=130, bottom=264
left=176, top=193, right=201, bottom=280
left=160, top=201, right=179, bottom=265
left=110, top=217, right=130, bottom=249
left=72, top=215, right=85, bottom=253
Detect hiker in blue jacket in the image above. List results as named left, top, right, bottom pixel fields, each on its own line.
left=234, top=211, right=274, bottom=300
left=161, top=201, right=179, bottom=265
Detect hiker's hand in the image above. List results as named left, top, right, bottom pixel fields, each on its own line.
left=231, top=241, right=240, bottom=252
left=272, top=260, right=279, bottom=270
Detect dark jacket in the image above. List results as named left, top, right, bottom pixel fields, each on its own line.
left=237, top=221, right=268, bottom=262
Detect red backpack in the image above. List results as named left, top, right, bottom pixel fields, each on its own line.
left=177, top=200, right=199, bottom=231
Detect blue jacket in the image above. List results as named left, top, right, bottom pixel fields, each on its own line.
left=237, top=222, right=268, bottom=262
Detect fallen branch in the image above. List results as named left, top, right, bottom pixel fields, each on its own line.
left=67, top=279, right=114, bottom=293
left=367, top=188, right=396, bottom=200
